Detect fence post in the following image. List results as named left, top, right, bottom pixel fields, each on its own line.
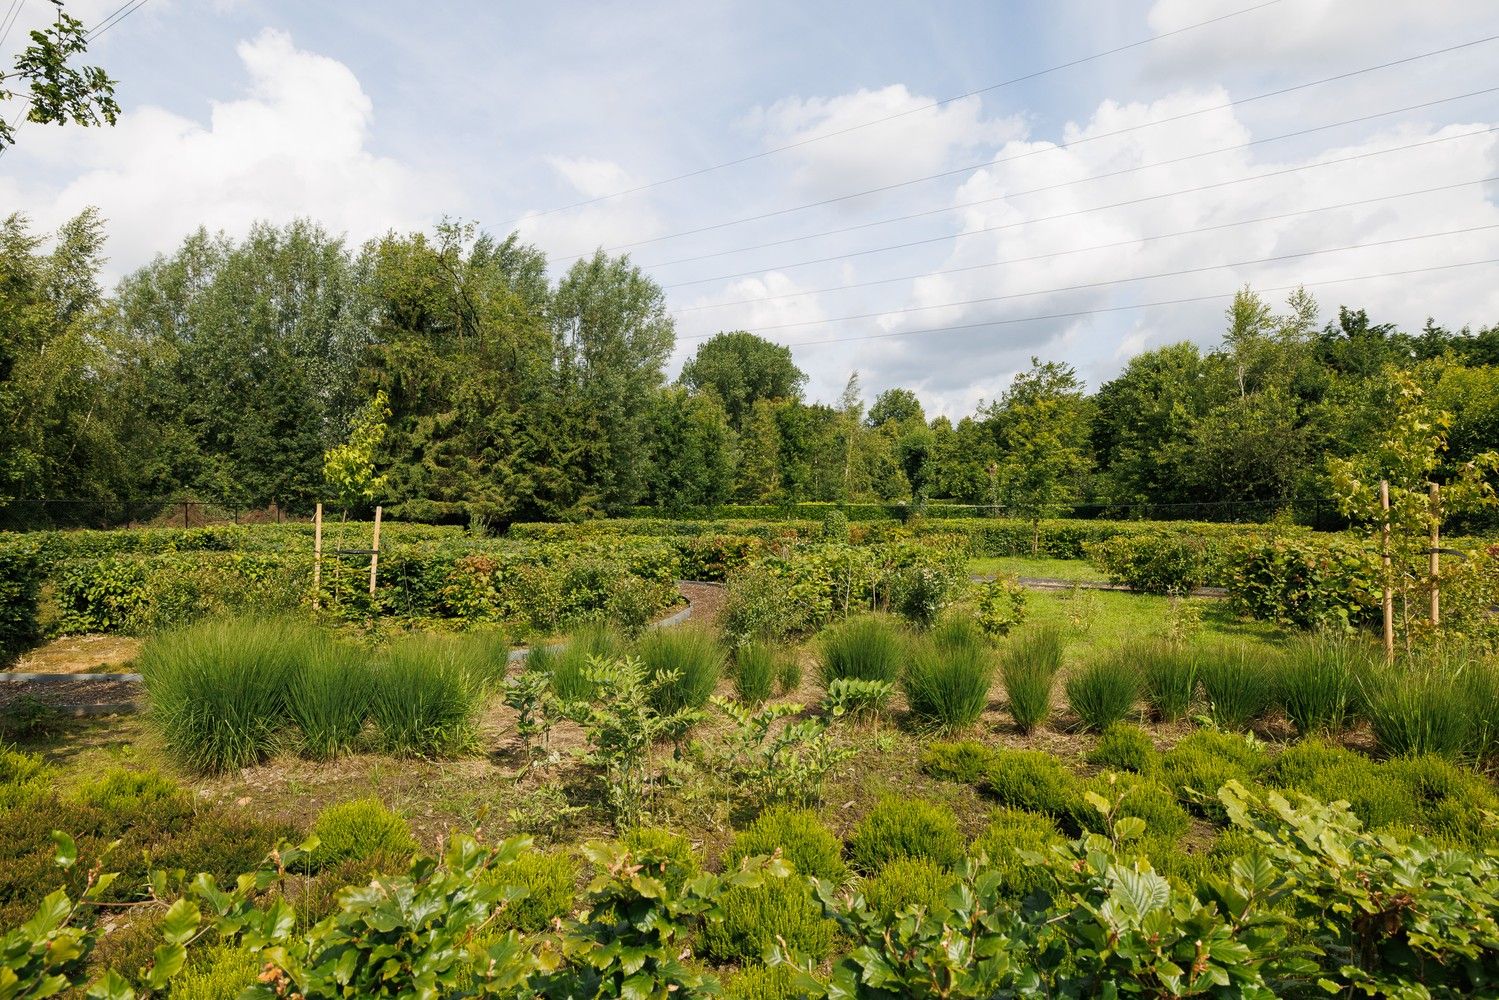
left=183, top=501, right=189, bottom=528
left=369, top=505, right=382, bottom=598
left=1380, top=479, right=1394, bottom=662
left=313, top=503, right=323, bottom=612
left=1429, top=481, right=1440, bottom=628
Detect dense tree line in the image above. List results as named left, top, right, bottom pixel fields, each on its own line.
left=3, top=211, right=1498, bottom=528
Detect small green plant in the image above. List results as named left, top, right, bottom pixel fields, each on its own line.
left=1085, top=722, right=1157, bottom=773
left=714, top=698, right=856, bottom=807
left=368, top=633, right=491, bottom=757
left=1160, top=730, right=1268, bottom=820
left=724, top=964, right=816, bottom=1000
left=1076, top=771, right=1190, bottom=840
left=1362, top=658, right=1472, bottom=758
left=969, top=807, right=1064, bottom=901
left=1064, top=653, right=1140, bottom=731
left=920, top=739, right=999, bottom=785
left=1276, top=633, right=1371, bottom=736
left=634, top=626, right=725, bottom=713
left=310, top=797, right=418, bottom=869
left=1135, top=639, right=1199, bottom=722
left=820, top=677, right=894, bottom=719
left=0, top=694, right=62, bottom=740
left=776, top=653, right=803, bottom=695
left=902, top=634, right=995, bottom=733
left=817, top=613, right=906, bottom=688
left=972, top=576, right=1028, bottom=639
left=487, top=849, right=578, bottom=933
left=848, top=797, right=965, bottom=872
left=721, top=567, right=809, bottom=645
left=861, top=855, right=960, bottom=921
left=620, top=827, right=701, bottom=886
left=701, top=870, right=837, bottom=965
left=503, top=667, right=558, bottom=773
left=728, top=805, right=848, bottom=883
left=544, top=622, right=627, bottom=703
left=72, top=767, right=190, bottom=819
left=999, top=626, right=1062, bottom=733
left=1199, top=643, right=1275, bottom=730
left=286, top=638, right=371, bottom=760
left=730, top=640, right=780, bottom=704
left=171, top=944, right=262, bottom=1000
left=980, top=748, right=1081, bottom=818
left=0, top=744, right=51, bottom=810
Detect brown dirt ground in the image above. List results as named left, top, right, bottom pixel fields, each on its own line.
left=8, top=634, right=141, bottom=674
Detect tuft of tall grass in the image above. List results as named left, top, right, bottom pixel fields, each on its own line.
left=928, top=613, right=990, bottom=656
left=730, top=641, right=781, bottom=704
left=1276, top=633, right=1374, bottom=737
left=817, top=614, right=906, bottom=689
left=286, top=638, right=372, bottom=760
left=1065, top=652, right=1140, bottom=732
left=634, top=626, right=726, bottom=712
left=369, top=633, right=493, bottom=757
left=1136, top=640, right=1199, bottom=723
left=141, top=617, right=308, bottom=774
left=1199, top=643, right=1275, bottom=731
left=1362, top=656, right=1471, bottom=759
left=902, top=635, right=995, bottom=733
left=544, top=622, right=627, bottom=703
left=999, top=626, right=1062, bottom=733
left=1462, top=655, right=1499, bottom=764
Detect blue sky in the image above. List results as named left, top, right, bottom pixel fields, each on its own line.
left=3, top=0, right=1498, bottom=414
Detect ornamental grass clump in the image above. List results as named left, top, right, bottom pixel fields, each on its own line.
left=1362, top=657, right=1471, bottom=759
left=902, top=634, right=995, bottom=733
left=286, top=637, right=372, bottom=760
left=1065, top=652, right=1141, bottom=732
left=634, top=626, right=725, bottom=713
left=817, top=613, right=906, bottom=689
left=1199, top=643, right=1276, bottom=731
left=729, top=640, right=779, bottom=704
left=369, top=632, right=492, bottom=757
left=1000, top=626, right=1063, bottom=733
left=1136, top=640, right=1199, bottom=722
left=1276, top=633, right=1374, bottom=737
left=542, top=621, right=627, bottom=704
left=141, top=616, right=310, bottom=774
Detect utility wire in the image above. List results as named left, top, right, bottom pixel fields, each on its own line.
left=660, top=126, right=1499, bottom=287
left=751, top=258, right=1499, bottom=351
left=0, top=0, right=24, bottom=52
left=679, top=224, right=1498, bottom=338
left=510, top=0, right=1284, bottom=226
left=551, top=34, right=1499, bottom=262
left=672, top=176, right=1499, bottom=312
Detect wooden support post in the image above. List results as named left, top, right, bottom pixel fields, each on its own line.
left=183, top=501, right=189, bottom=528
left=1429, top=481, right=1440, bottom=628
left=313, top=503, right=323, bottom=611
left=1380, top=480, right=1394, bottom=662
left=369, top=506, right=382, bottom=598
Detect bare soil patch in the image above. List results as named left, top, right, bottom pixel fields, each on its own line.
left=8, top=634, right=142, bottom=674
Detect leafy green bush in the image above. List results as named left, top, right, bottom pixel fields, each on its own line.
left=728, top=805, right=848, bottom=884
left=699, top=873, right=836, bottom=965
left=1135, top=640, right=1198, bottom=722
left=286, top=637, right=372, bottom=759
left=972, top=576, right=1028, bottom=639
left=1276, top=633, right=1371, bottom=736
left=1077, top=771, right=1190, bottom=840
left=861, top=856, right=960, bottom=920
left=729, top=640, right=780, bottom=704
left=723, top=964, right=816, bottom=1000
left=1085, top=723, right=1157, bottom=773
left=1160, top=730, right=1267, bottom=820
left=542, top=621, right=627, bottom=703
left=633, top=626, right=725, bottom=713
left=1064, top=654, right=1140, bottom=731
left=981, top=748, right=1081, bottom=817
left=848, top=797, right=965, bottom=873
left=1199, top=643, right=1275, bottom=730
left=311, top=797, right=418, bottom=869
left=999, top=626, right=1062, bottom=732
left=369, top=632, right=492, bottom=757
left=1085, top=531, right=1211, bottom=594
left=902, top=633, right=994, bottom=733
left=891, top=563, right=965, bottom=627
left=1362, top=659, right=1471, bottom=758
left=1224, top=533, right=1382, bottom=629
left=920, top=739, right=999, bottom=785
left=140, top=616, right=307, bottom=774
left=969, top=807, right=1063, bottom=900
left=489, top=849, right=578, bottom=933
left=721, top=567, right=810, bottom=644
left=817, top=613, right=906, bottom=689
left=820, top=508, right=850, bottom=542
left=0, top=542, right=43, bottom=663
left=621, top=827, right=702, bottom=885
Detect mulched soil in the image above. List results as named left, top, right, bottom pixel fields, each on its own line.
left=0, top=677, right=142, bottom=710
left=676, top=581, right=725, bottom=629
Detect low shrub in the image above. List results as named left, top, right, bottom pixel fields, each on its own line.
left=171, top=945, right=263, bottom=1000
left=1085, top=531, right=1212, bottom=594
left=1136, top=640, right=1199, bottom=722
left=489, top=850, right=578, bottom=933
left=848, top=797, right=965, bottom=873
left=817, top=613, right=906, bottom=689
left=1362, top=659, right=1471, bottom=759
left=981, top=748, right=1081, bottom=817
left=286, top=638, right=372, bottom=759
left=1065, top=654, right=1140, bottom=731
left=1199, top=644, right=1276, bottom=730
left=729, top=640, right=779, bottom=704
left=634, top=626, right=725, bottom=713
left=1085, top=723, right=1158, bottom=773
left=621, top=827, right=702, bottom=887
left=901, top=634, right=994, bottom=732
left=1266, top=739, right=1420, bottom=834
left=728, top=805, right=847, bottom=884
left=369, top=633, right=492, bottom=756
left=1160, top=730, right=1267, bottom=820
left=153, top=811, right=302, bottom=884
left=973, top=576, right=1028, bottom=639
left=1276, top=633, right=1372, bottom=736
left=721, top=567, right=809, bottom=644
left=860, top=855, right=960, bottom=920
left=1000, top=626, right=1063, bottom=732
left=542, top=622, right=627, bottom=704
left=139, top=616, right=308, bottom=774
left=310, top=797, right=418, bottom=869
left=72, top=768, right=191, bottom=823
left=1078, top=771, right=1190, bottom=841
left=0, top=746, right=50, bottom=811
left=724, top=964, right=816, bottom=1000
left=699, top=874, right=836, bottom=965
left=921, top=739, right=999, bottom=785
left=1385, top=753, right=1499, bottom=846
left=969, top=807, right=1063, bottom=900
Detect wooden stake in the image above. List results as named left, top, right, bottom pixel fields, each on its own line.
left=1429, top=481, right=1440, bottom=628
left=369, top=505, right=382, bottom=598
left=313, top=503, right=323, bottom=611
left=1380, top=479, right=1394, bottom=661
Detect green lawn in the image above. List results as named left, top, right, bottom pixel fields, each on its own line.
left=968, top=556, right=1108, bottom=582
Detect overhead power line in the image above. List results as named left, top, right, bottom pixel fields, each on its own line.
left=551, top=34, right=1499, bottom=262
left=671, top=176, right=1499, bottom=312
left=0, top=0, right=24, bottom=52
left=660, top=126, right=1499, bottom=288
left=510, top=0, right=1284, bottom=226
left=749, top=258, right=1499, bottom=351
left=678, top=224, right=1498, bottom=338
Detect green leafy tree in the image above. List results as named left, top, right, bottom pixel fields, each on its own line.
left=645, top=387, right=735, bottom=514
left=679, top=330, right=806, bottom=431
left=986, top=358, right=1091, bottom=552
left=323, top=390, right=390, bottom=513
left=0, top=1, right=120, bottom=150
